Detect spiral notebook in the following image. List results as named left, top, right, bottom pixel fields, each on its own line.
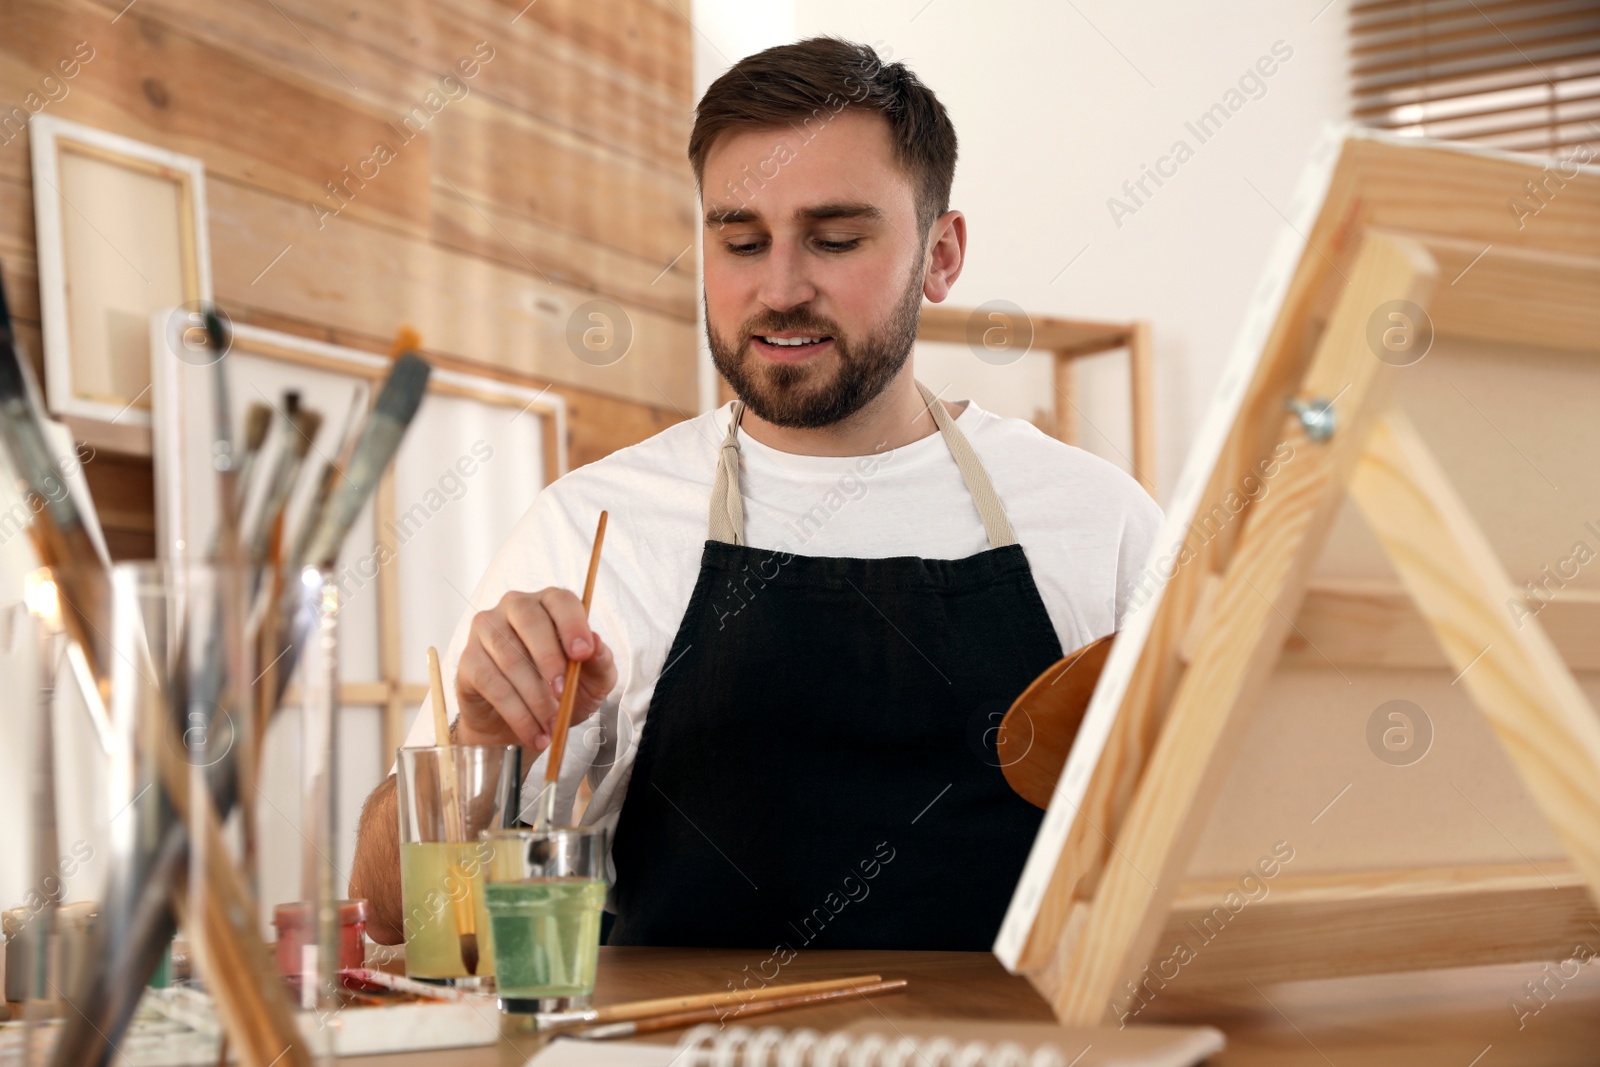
left=526, top=1019, right=1225, bottom=1067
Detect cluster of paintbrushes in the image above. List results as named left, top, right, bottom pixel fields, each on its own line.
left=0, top=267, right=433, bottom=1067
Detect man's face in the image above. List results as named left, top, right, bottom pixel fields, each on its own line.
left=700, top=109, right=929, bottom=429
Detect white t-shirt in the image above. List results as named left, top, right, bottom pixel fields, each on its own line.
left=404, top=397, right=1162, bottom=830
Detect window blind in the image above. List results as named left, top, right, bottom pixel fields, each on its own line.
left=1351, top=0, right=1600, bottom=154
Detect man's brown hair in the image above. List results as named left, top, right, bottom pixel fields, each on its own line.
left=689, top=37, right=958, bottom=240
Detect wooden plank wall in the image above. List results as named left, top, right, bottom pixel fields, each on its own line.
left=0, top=0, right=699, bottom=557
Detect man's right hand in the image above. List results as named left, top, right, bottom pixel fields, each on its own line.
left=453, top=588, right=617, bottom=755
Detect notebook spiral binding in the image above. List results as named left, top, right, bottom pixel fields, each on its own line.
left=673, top=1023, right=1069, bottom=1066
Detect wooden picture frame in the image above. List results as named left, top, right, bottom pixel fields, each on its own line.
left=30, top=116, right=211, bottom=456
left=914, top=308, right=1156, bottom=496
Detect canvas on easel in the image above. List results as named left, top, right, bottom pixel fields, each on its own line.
left=996, top=126, right=1600, bottom=1024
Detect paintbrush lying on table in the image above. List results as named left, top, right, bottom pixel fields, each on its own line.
left=532, top=974, right=888, bottom=1033
left=571, top=978, right=909, bottom=1039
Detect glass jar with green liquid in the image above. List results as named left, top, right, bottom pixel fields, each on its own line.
left=483, top=825, right=608, bottom=1008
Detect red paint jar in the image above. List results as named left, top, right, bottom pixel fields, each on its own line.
left=273, top=899, right=369, bottom=979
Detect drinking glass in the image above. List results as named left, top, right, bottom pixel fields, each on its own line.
left=395, top=744, right=520, bottom=985
left=482, top=825, right=608, bottom=1011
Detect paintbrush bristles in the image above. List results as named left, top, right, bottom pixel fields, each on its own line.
left=244, top=407, right=323, bottom=571
left=300, top=354, right=431, bottom=570
left=391, top=325, right=421, bottom=356
left=243, top=404, right=272, bottom=451
left=202, top=308, right=229, bottom=355
left=290, top=409, right=322, bottom=457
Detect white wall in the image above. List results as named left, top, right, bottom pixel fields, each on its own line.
left=690, top=0, right=798, bottom=414
left=696, top=0, right=1352, bottom=502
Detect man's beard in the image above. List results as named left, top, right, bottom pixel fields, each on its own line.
left=707, top=266, right=924, bottom=430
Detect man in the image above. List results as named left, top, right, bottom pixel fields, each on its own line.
left=351, top=36, right=1160, bottom=951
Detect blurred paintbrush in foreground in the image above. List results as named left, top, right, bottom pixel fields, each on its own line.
left=21, top=305, right=432, bottom=1067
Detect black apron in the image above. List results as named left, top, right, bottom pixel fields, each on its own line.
left=608, top=383, right=1063, bottom=950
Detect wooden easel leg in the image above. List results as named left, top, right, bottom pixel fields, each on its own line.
left=1036, top=233, right=1438, bottom=1024
left=1350, top=409, right=1600, bottom=901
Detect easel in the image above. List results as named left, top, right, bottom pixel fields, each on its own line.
left=995, top=128, right=1600, bottom=1024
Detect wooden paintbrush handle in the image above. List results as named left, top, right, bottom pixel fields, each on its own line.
left=590, top=974, right=885, bottom=1024
left=157, top=703, right=309, bottom=1067
left=427, top=646, right=464, bottom=841
left=604, top=979, right=909, bottom=1037
left=542, top=511, right=608, bottom=791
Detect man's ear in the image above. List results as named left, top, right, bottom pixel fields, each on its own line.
left=922, top=209, right=966, bottom=303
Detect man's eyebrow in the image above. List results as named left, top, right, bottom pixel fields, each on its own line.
left=703, top=201, right=885, bottom=226
left=705, top=206, right=758, bottom=226
left=797, top=201, right=884, bottom=222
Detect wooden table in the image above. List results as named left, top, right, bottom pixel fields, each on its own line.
left=350, top=947, right=1600, bottom=1065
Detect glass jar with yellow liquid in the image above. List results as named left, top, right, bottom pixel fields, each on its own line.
left=396, top=745, right=521, bottom=987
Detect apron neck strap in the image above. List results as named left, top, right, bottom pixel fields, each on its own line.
left=707, top=384, right=1018, bottom=550
left=708, top=400, right=748, bottom=546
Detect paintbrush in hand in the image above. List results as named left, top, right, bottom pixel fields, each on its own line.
left=534, top=510, right=608, bottom=830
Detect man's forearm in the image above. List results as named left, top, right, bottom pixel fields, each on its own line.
left=349, top=773, right=404, bottom=944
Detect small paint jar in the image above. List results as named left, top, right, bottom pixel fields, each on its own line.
left=273, top=899, right=369, bottom=979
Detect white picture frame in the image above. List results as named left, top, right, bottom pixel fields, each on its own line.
left=31, top=115, right=211, bottom=456
left=149, top=312, right=568, bottom=746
